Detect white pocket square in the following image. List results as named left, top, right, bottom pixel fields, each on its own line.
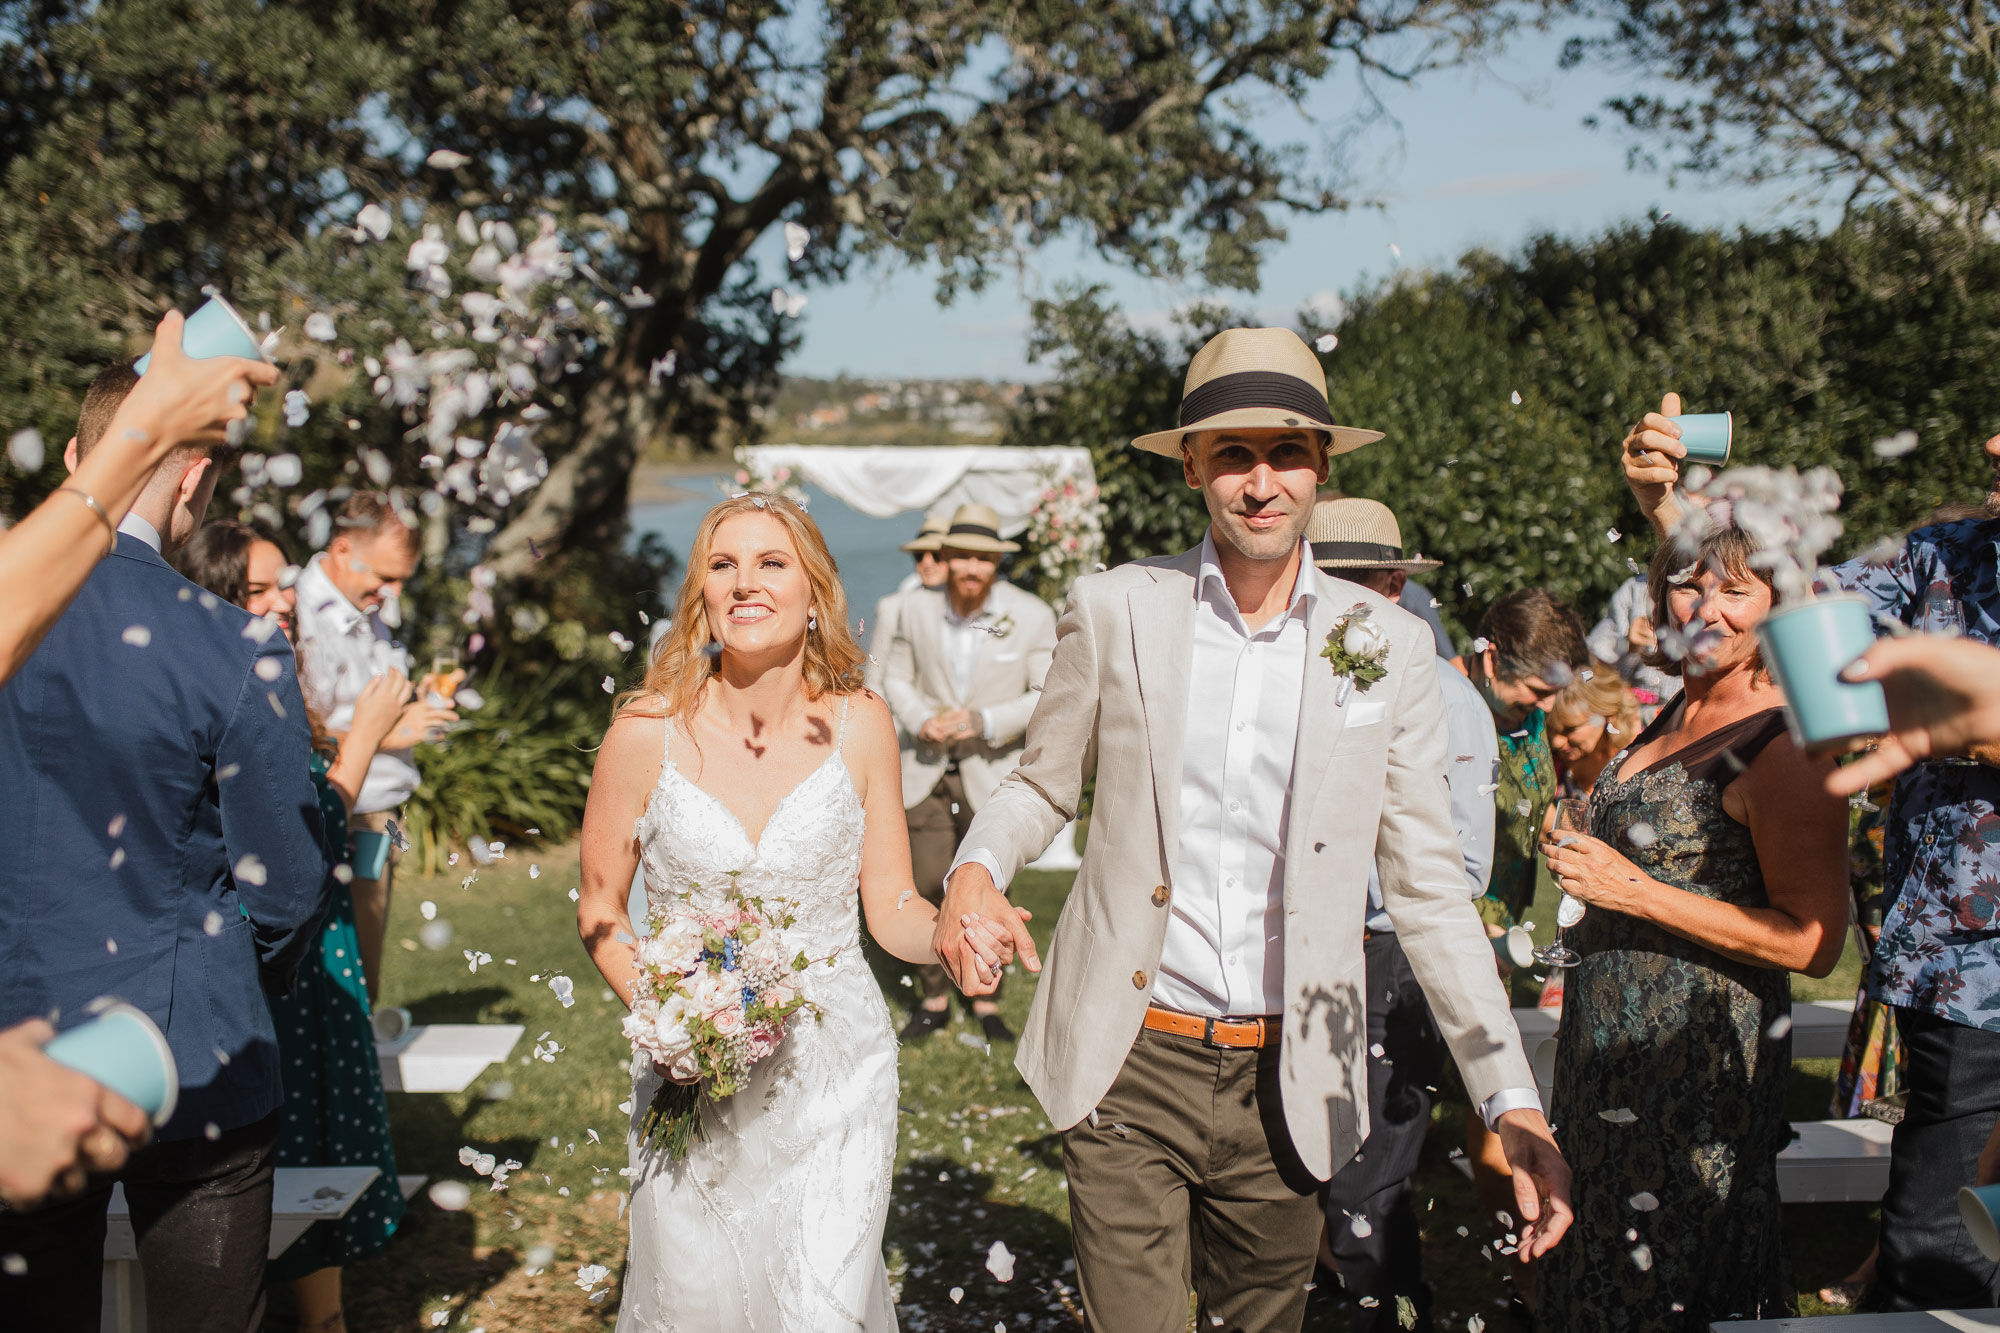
left=994, top=651, right=1023, bottom=662
left=1347, top=699, right=1388, bottom=726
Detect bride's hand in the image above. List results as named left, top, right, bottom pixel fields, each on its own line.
left=959, top=910, right=1032, bottom=987
left=652, top=1059, right=701, bottom=1085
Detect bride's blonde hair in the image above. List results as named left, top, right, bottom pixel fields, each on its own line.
left=621, top=492, right=866, bottom=722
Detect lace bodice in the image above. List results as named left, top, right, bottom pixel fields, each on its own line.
left=633, top=701, right=867, bottom=967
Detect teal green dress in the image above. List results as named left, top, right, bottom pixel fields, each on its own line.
left=268, top=753, right=405, bottom=1281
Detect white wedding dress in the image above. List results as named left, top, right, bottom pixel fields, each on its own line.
left=619, top=699, right=899, bottom=1332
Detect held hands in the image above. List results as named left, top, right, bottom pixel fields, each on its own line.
left=919, top=708, right=977, bottom=745
left=348, top=670, right=415, bottom=751
left=1540, top=829, right=1648, bottom=913
left=935, top=863, right=1040, bottom=996
left=1493, top=1108, right=1575, bottom=1258
left=1826, top=636, right=2000, bottom=795
left=0, top=1019, right=151, bottom=1207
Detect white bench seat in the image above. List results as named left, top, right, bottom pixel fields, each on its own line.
left=376, top=1022, right=524, bottom=1093
left=101, top=1165, right=380, bottom=1333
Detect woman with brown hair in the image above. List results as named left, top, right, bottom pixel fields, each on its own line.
left=576, top=493, right=1022, bottom=1331
left=1534, top=523, right=1850, bottom=1331
left=174, top=520, right=444, bottom=1333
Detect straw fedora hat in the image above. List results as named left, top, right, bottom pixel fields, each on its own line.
left=1130, top=326, right=1383, bottom=458
left=937, top=502, right=1020, bottom=555
left=1305, top=496, right=1441, bottom=572
left=898, top=512, right=950, bottom=554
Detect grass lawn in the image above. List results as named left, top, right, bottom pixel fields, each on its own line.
left=302, top=844, right=1879, bottom=1331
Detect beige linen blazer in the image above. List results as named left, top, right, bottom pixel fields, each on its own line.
left=960, top=547, right=1535, bottom=1181
left=880, top=580, right=1058, bottom=812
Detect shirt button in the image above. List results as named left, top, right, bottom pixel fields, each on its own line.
left=1235, top=721, right=1245, bottom=731
left=1225, top=877, right=1235, bottom=888
left=1132, top=970, right=1148, bottom=990
left=1152, top=885, right=1170, bottom=907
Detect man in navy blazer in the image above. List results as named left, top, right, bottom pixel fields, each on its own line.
left=0, top=365, right=328, bottom=1333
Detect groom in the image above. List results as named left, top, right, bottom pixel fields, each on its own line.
left=936, top=327, right=1571, bottom=1331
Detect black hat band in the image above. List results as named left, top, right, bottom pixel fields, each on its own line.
left=1179, top=370, right=1334, bottom=430
left=1312, top=540, right=1406, bottom=564
left=946, top=523, right=1003, bottom=542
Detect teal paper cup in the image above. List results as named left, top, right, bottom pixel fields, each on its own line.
left=133, top=295, right=268, bottom=375
left=1756, top=595, right=1890, bottom=752
left=349, top=829, right=393, bottom=881
left=1493, top=926, right=1535, bottom=969
left=1666, top=412, right=1733, bottom=465
left=42, top=1003, right=179, bottom=1127
left=1961, top=1184, right=2000, bottom=1262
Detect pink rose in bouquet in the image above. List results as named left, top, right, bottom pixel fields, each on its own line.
left=625, top=881, right=822, bottom=1158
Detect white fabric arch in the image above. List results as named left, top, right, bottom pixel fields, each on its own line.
left=736, top=445, right=1095, bottom=535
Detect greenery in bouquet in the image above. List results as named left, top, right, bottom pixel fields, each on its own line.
left=625, top=886, right=822, bottom=1160
left=1021, top=467, right=1106, bottom=605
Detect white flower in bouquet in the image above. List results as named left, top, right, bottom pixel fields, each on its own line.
left=1343, top=619, right=1387, bottom=658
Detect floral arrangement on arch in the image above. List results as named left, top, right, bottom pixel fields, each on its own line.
left=1022, top=467, right=1105, bottom=604
left=723, top=449, right=811, bottom=510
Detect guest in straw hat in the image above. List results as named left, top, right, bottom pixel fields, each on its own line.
left=1307, top=494, right=1453, bottom=656
left=863, top=513, right=952, bottom=692
left=1306, top=496, right=1498, bottom=1330
left=879, top=502, right=1056, bottom=1044
left=937, top=327, right=1570, bottom=1331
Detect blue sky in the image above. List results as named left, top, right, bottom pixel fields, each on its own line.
left=783, top=25, right=1833, bottom=381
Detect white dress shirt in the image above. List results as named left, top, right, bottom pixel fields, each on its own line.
left=292, top=553, right=418, bottom=814
left=116, top=512, right=162, bottom=553
left=941, top=594, right=1001, bottom=740
left=1153, top=534, right=1314, bottom=1017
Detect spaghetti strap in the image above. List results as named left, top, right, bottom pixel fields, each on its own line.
left=835, top=695, right=851, bottom=749
left=660, top=707, right=674, bottom=771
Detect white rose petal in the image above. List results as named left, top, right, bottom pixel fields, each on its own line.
left=1598, top=1107, right=1638, bottom=1125
left=427, top=1180, right=472, bottom=1211
left=985, top=1240, right=1015, bottom=1282
left=121, top=626, right=152, bottom=647
left=785, top=221, right=811, bottom=261
left=303, top=312, right=337, bottom=342
left=355, top=203, right=392, bottom=241
left=233, top=854, right=267, bottom=886
left=1629, top=1191, right=1659, bottom=1211
left=426, top=148, right=471, bottom=170
left=8, top=428, right=46, bottom=472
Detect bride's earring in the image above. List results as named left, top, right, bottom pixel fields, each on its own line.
left=808, top=608, right=817, bottom=632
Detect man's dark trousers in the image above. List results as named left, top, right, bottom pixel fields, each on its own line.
left=1878, top=1006, right=2000, bottom=1310
left=1324, top=930, right=1450, bottom=1332
left=0, top=1113, right=280, bottom=1332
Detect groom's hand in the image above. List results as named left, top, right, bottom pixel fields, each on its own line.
left=1494, top=1108, right=1573, bottom=1258
left=936, top=863, right=1040, bottom=995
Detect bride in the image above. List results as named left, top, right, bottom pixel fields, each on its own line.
left=577, top=492, right=1021, bottom=1331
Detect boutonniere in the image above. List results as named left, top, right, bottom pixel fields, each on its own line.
left=982, top=612, right=1015, bottom=640
left=1320, top=603, right=1390, bottom=707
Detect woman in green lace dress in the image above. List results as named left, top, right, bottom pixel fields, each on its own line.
left=1535, top=528, right=1849, bottom=1331
left=177, top=522, right=429, bottom=1333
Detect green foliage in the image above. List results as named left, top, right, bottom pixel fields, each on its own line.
left=399, top=663, right=608, bottom=875
left=1013, top=216, right=2000, bottom=644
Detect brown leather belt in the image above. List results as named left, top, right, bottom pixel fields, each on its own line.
left=1143, top=1005, right=1281, bottom=1050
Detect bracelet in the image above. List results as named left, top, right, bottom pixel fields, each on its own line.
left=56, top=486, right=118, bottom=555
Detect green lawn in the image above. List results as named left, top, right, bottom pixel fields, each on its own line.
left=302, top=845, right=1878, bottom=1331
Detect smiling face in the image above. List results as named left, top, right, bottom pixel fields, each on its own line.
left=702, top=511, right=813, bottom=662
left=244, top=539, right=297, bottom=637
left=1547, top=710, right=1609, bottom=765
left=1183, top=428, right=1330, bottom=564
left=1666, top=559, right=1775, bottom=677
left=941, top=546, right=998, bottom=615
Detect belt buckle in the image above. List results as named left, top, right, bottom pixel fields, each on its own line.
left=1200, top=1016, right=1223, bottom=1049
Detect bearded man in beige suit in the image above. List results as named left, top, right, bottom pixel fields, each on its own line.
left=882, top=503, right=1058, bottom=1043
left=934, top=329, right=1573, bottom=1332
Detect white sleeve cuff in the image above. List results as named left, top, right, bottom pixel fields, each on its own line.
left=978, top=707, right=994, bottom=742
left=946, top=849, right=1008, bottom=897
left=1478, top=1085, right=1544, bottom=1129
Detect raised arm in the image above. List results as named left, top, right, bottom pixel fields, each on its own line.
left=1621, top=391, right=1693, bottom=538
left=577, top=708, right=665, bottom=1007
left=0, top=311, right=277, bottom=686
left=218, top=637, right=330, bottom=989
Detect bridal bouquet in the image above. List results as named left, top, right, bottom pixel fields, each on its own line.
left=623, top=885, right=820, bottom=1159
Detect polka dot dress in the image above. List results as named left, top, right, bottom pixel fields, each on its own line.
left=267, top=755, right=406, bottom=1282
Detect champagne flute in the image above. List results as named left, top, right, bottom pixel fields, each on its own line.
left=428, top=645, right=462, bottom=706
left=1535, top=797, right=1589, bottom=969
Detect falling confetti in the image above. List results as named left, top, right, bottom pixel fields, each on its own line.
left=1510, top=390, right=1523, bottom=406
left=203, top=911, right=225, bottom=936
left=234, top=854, right=267, bottom=886
left=420, top=900, right=438, bottom=921
left=303, top=312, right=337, bottom=342
left=1631, top=1243, right=1653, bottom=1271
left=602, top=676, right=615, bottom=693
left=785, top=221, right=811, bottom=261
left=121, top=626, right=152, bottom=647
left=1625, top=822, right=1658, bottom=848
left=419, top=920, right=454, bottom=950
left=1314, top=333, right=1339, bottom=353
left=254, top=657, right=282, bottom=681
left=1606, top=528, right=1622, bottom=543
left=1767, top=1013, right=1793, bottom=1040
left=1598, top=1107, right=1638, bottom=1125
left=1629, top=1191, right=1659, bottom=1211
left=1871, top=429, right=1920, bottom=459
left=1351, top=1214, right=1374, bottom=1238
left=771, top=288, right=808, bottom=318
left=426, top=148, right=471, bottom=169
left=549, top=975, right=576, bottom=1008
left=7, top=427, right=45, bottom=472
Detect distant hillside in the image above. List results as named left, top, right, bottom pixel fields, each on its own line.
left=757, top=375, right=1024, bottom=447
